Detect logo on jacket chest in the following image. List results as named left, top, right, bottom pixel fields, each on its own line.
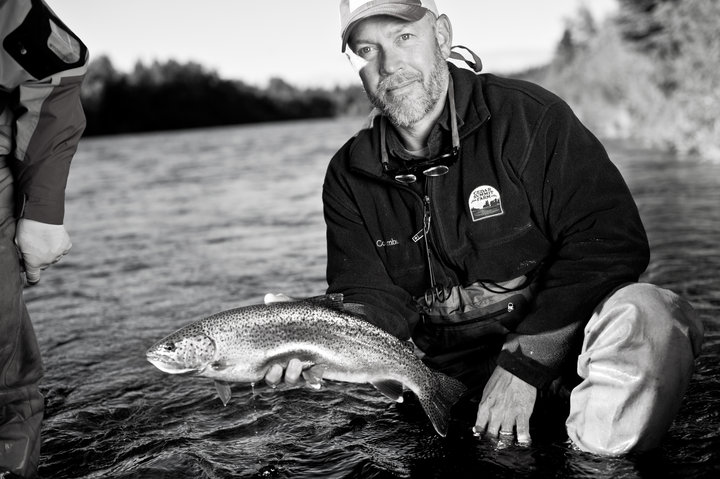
left=376, top=238, right=400, bottom=248
left=469, top=185, right=504, bottom=221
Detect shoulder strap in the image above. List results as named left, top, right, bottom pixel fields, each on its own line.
left=449, top=45, right=483, bottom=73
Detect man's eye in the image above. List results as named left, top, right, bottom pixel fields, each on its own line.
left=358, top=46, right=373, bottom=57
left=400, top=33, right=412, bottom=41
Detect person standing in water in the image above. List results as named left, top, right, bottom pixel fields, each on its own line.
left=1, top=1, right=87, bottom=476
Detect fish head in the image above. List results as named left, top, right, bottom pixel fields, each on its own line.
left=146, top=326, right=216, bottom=375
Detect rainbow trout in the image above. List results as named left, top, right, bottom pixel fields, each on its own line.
left=146, top=295, right=466, bottom=436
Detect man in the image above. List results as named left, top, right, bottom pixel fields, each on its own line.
left=1, top=1, right=87, bottom=476
left=266, top=0, right=703, bottom=456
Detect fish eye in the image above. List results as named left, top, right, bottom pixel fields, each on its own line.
left=163, top=342, right=176, bottom=352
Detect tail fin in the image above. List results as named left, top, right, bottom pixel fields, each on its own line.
left=417, top=372, right=467, bottom=437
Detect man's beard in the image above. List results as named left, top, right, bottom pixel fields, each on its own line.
left=367, top=46, right=449, bottom=129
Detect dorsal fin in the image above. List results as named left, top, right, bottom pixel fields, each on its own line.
left=400, top=340, right=415, bottom=354
left=304, top=294, right=345, bottom=313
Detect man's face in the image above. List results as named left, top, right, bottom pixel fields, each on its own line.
left=348, top=14, right=449, bottom=129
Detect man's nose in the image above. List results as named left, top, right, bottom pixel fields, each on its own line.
left=379, top=46, right=404, bottom=76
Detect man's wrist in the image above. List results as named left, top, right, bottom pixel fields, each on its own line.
left=496, top=348, right=556, bottom=390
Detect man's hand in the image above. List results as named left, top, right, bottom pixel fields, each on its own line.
left=14, top=218, right=72, bottom=285
left=262, top=293, right=304, bottom=387
left=473, top=365, right=537, bottom=445
left=265, top=358, right=304, bottom=387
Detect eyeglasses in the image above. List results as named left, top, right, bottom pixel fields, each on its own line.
left=382, top=146, right=459, bottom=184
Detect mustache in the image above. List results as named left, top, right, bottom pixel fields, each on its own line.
left=377, top=71, right=423, bottom=94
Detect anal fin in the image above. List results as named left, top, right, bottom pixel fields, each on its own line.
left=214, top=380, right=232, bottom=406
left=370, top=380, right=405, bottom=403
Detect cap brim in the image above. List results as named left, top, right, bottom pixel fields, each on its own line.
left=341, top=5, right=428, bottom=52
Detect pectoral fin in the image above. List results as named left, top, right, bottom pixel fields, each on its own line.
left=215, top=380, right=232, bottom=406
left=302, top=365, right=326, bottom=390
left=370, top=380, right=405, bottom=403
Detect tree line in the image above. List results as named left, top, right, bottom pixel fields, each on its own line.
left=81, top=0, right=718, bottom=160
left=80, top=57, right=370, bottom=136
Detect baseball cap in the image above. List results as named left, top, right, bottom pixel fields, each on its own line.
left=340, top=0, right=439, bottom=52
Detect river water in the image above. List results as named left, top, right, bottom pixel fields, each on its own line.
left=23, top=117, right=719, bottom=478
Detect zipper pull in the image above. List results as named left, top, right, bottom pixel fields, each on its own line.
left=413, top=196, right=432, bottom=243
left=423, top=195, right=432, bottom=235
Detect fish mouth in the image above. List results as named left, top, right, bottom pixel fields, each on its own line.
left=146, top=356, right=200, bottom=375
left=145, top=332, right=217, bottom=376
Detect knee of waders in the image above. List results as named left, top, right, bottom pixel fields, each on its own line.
left=567, top=283, right=703, bottom=455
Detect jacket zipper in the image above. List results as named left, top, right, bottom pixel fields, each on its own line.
left=353, top=169, right=452, bottom=291
left=423, top=181, right=455, bottom=271
left=421, top=195, right=436, bottom=288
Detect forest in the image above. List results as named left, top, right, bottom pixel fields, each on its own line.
left=80, top=58, right=369, bottom=136
left=526, top=0, right=719, bottom=160
left=80, top=0, right=718, bottom=161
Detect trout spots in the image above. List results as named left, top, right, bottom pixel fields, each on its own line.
left=146, top=297, right=468, bottom=435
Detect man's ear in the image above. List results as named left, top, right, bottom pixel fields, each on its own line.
left=435, top=14, right=453, bottom=58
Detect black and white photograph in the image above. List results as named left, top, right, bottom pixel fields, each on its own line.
left=1, top=1, right=717, bottom=477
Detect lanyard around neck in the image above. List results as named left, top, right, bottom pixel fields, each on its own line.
left=380, top=75, right=460, bottom=173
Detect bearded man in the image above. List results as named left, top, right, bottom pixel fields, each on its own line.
left=265, top=0, right=703, bottom=456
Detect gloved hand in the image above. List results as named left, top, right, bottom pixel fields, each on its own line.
left=14, top=218, right=72, bottom=286
left=262, top=293, right=304, bottom=387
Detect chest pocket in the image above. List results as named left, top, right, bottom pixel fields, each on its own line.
left=362, top=186, right=428, bottom=295
left=459, top=221, right=550, bottom=283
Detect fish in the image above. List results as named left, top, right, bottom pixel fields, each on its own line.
left=146, top=294, right=467, bottom=437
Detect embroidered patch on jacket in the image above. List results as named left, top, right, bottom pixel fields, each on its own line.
left=469, top=185, right=504, bottom=221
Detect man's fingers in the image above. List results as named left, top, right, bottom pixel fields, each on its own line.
left=264, top=293, right=294, bottom=304
left=24, top=267, right=41, bottom=286
left=51, top=251, right=69, bottom=264
left=516, top=415, right=532, bottom=446
left=474, top=401, right=531, bottom=445
left=285, top=358, right=303, bottom=385
left=265, top=360, right=306, bottom=388
left=488, top=417, right=503, bottom=438
left=265, top=364, right=283, bottom=387
left=473, top=403, right=491, bottom=437
left=19, top=245, right=68, bottom=287
left=483, top=398, right=505, bottom=438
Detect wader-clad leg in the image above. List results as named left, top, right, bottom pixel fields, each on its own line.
left=566, top=283, right=703, bottom=456
left=1, top=162, right=44, bottom=478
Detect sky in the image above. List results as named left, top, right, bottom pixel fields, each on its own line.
left=49, top=0, right=618, bottom=88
